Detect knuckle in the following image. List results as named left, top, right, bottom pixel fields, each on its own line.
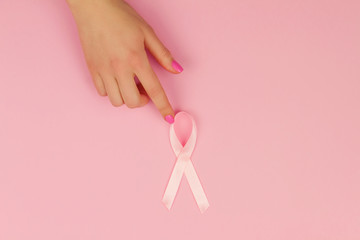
left=110, top=98, right=123, bottom=107
left=133, top=30, right=145, bottom=42
left=108, top=50, right=144, bottom=72
left=127, top=52, right=143, bottom=69
left=147, top=85, right=163, bottom=99
left=143, top=23, right=154, bottom=33
left=85, top=58, right=99, bottom=70
left=91, top=60, right=107, bottom=72
left=126, top=103, right=138, bottom=109
left=160, top=48, right=172, bottom=59
left=98, top=90, right=107, bottom=97
left=125, top=97, right=141, bottom=109
left=92, top=79, right=107, bottom=97
left=109, top=58, right=123, bottom=72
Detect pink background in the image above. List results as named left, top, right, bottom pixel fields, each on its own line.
left=1, top=0, right=360, bottom=239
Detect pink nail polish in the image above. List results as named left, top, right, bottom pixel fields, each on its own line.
left=172, top=60, right=183, bottom=73
left=165, top=115, right=174, bottom=124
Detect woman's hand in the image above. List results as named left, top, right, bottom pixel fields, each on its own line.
left=66, top=0, right=183, bottom=123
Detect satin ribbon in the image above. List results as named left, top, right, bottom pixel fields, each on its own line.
left=162, top=112, right=209, bottom=213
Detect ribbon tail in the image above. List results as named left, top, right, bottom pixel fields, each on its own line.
left=184, top=162, right=210, bottom=213
left=162, top=155, right=189, bottom=210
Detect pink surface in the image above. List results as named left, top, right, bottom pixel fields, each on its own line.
left=1, top=0, right=360, bottom=239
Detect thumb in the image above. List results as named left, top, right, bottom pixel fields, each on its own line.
left=143, top=26, right=183, bottom=74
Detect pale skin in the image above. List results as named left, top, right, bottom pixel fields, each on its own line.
left=66, top=0, right=183, bottom=123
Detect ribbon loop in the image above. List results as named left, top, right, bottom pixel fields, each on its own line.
left=162, top=112, right=209, bottom=213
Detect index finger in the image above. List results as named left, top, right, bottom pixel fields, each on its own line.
left=135, top=56, right=175, bottom=123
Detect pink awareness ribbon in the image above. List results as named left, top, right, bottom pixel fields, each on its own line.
left=162, top=112, right=209, bottom=213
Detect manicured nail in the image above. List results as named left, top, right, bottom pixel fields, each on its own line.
left=165, top=115, right=174, bottom=124
left=172, top=60, right=183, bottom=73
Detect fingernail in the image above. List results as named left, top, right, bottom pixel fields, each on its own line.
left=172, top=60, right=183, bottom=73
left=165, top=115, right=174, bottom=124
